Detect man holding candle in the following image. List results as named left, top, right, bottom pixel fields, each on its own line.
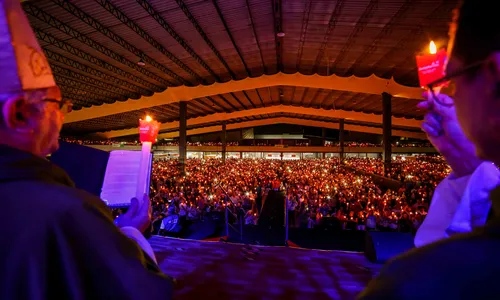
left=360, top=1, right=500, bottom=298
left=0, top=0, right=172, bottom=298
left=409, top=39, right=500, bottom=247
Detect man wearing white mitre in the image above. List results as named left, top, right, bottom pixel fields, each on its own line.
left=0, top=0, right=173, bottom=299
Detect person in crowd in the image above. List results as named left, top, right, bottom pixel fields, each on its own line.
left=360, top=1, right=500, bottom=298
left=151, top=212, right=165, bottom=235
left=144, top=155, right=444, bottom=235
left=0, top=1, right=172, bottom=298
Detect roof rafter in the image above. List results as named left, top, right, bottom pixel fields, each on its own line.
left=100, top=104, right=422, bottom=138
left=59, top=85, right=115, bottom=104
left=396, top=4, right=453, bottom=83
left=154, top=117, right=426, bottom=140
left=135, top=0, right=220, bottom=81
left=43, top=49, right=153, bottom=108
left=245, top=0, right=266, bottom=74
left=376, top=1, right=448, bottom=78
left=331, top=0, right=379, bottom=73
left=188, top=101, right=213, bottom=115
left=218, top=94, right=241, bottom=111
left=229, top=92, right=248, bottom=110
left=185, top=102, right=209, bottom=115
left=345, top=0, right=413, bottom=75
left=196, top=98, right=224, bottom=113
left=50, top=0, right=190, bottom=86
left=296, top=0, right=313, bottom=70
left=255, top=89, right=266, bottom=107
left=241, top=90, right=257, bottom=109
left=212, top=0, right=251, bottom=77
left=93, top=0, right=204, bottom=83
left=64, top=72, right=422, bottom=123
left=313, top=0, right=345, bottom=74
left=60, top=89, right=109, bottom=107
left=54, top=75, right=126, bottom=102
left=51, top=64, right=140, bottom=100
left=272, top=0, right=283, bottom=72
left=24, top=3, right=173, bottom=88
left=34, top=28, right=163, bottom=93
left=174, top=0, right=236, bottom=79
left=207, top=96, right=232, bottom=113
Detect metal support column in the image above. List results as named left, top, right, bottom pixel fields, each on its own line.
left=382, top=92, right=392, bottom=177
left=339, top=119, right=345, bottom=162
left=322, top=127, right=326, bottom=146
left=222, top=121, right=227, bottom=164
left=179, top=101, right=187, bottom=175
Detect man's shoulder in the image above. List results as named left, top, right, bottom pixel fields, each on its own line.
left=390, top=229, right=498, bottom=285
left=360, top=230, right=500, bottom=299
left=2, top=179, right=105, bottom=214
left=391, top=229, right=497, bottom=270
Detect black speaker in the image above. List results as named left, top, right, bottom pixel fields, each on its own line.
left=365, top=231, right=414, bottom=264
left=258, top=190, right=285, bottom=228
left=184, top=217, right=217, bottom=240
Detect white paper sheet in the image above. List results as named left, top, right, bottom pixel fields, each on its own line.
left=100, top=150, right=151, bottom=207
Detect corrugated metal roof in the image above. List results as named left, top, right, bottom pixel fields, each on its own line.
left=22, top=0, right=456, bottom=135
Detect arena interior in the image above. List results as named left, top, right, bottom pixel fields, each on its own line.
left=24, top=0, right=458, bottom=298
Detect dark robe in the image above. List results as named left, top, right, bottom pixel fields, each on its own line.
left=358, top=187, right=500, bottom=300
left=0, top=145, right=173, bottom=299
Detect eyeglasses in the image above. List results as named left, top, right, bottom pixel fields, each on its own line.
left=427, top=60, right=485, bottom=107
left=42, top=99, right=73, bottom=114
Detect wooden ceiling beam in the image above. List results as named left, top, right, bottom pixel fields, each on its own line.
left=155, top=117, right=426, bottom=140
left=99, top=105, right=422, bottom=139
left=64, top=72, right=423, bottom=123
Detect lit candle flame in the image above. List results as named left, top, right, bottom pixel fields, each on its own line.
left=145, top=115, right=152, bottom=122
left=429, top=41, right=437, bottom=54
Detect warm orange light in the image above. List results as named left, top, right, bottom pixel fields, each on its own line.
left=145, top=115, right=152, bottom=122
left=429, top=41, right=437, bottom=54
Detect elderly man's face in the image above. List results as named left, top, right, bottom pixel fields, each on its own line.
left=35, top=97, right=64, bottom=156
left=2, top=88, right=64, bottom=156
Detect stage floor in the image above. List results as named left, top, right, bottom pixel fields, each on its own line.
left=149, top=236, right=381, bottom=300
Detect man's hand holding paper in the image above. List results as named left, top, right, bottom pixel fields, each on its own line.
left=115, top=194, right=152, bottom=233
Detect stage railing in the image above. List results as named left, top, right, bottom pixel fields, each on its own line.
left=216, top=184, right=244, bottom=242
left=284, top=186, right=289, bottom=246
left=217, top=183, right=291, bottom=246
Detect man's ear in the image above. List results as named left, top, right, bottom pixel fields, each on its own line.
left=2, top=95, right=30, bottom=130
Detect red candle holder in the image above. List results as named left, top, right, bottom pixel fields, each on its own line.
left=139, top=116, right=160, bottom=143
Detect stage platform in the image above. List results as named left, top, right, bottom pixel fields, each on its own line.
left=149, top=236, right=381, bottom=300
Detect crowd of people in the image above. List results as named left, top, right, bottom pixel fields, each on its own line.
left=326, top=141, right=433, bottom=148
left=61, top=138, right=238, bottom=147
left=139, top=156, right=450, bottom=236
left=344, top=156, right=450, bottom=182
left=62, top=137, right=431, bottom=148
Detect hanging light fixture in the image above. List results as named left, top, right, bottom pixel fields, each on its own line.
left=137, top=59, right=146, bottom=66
